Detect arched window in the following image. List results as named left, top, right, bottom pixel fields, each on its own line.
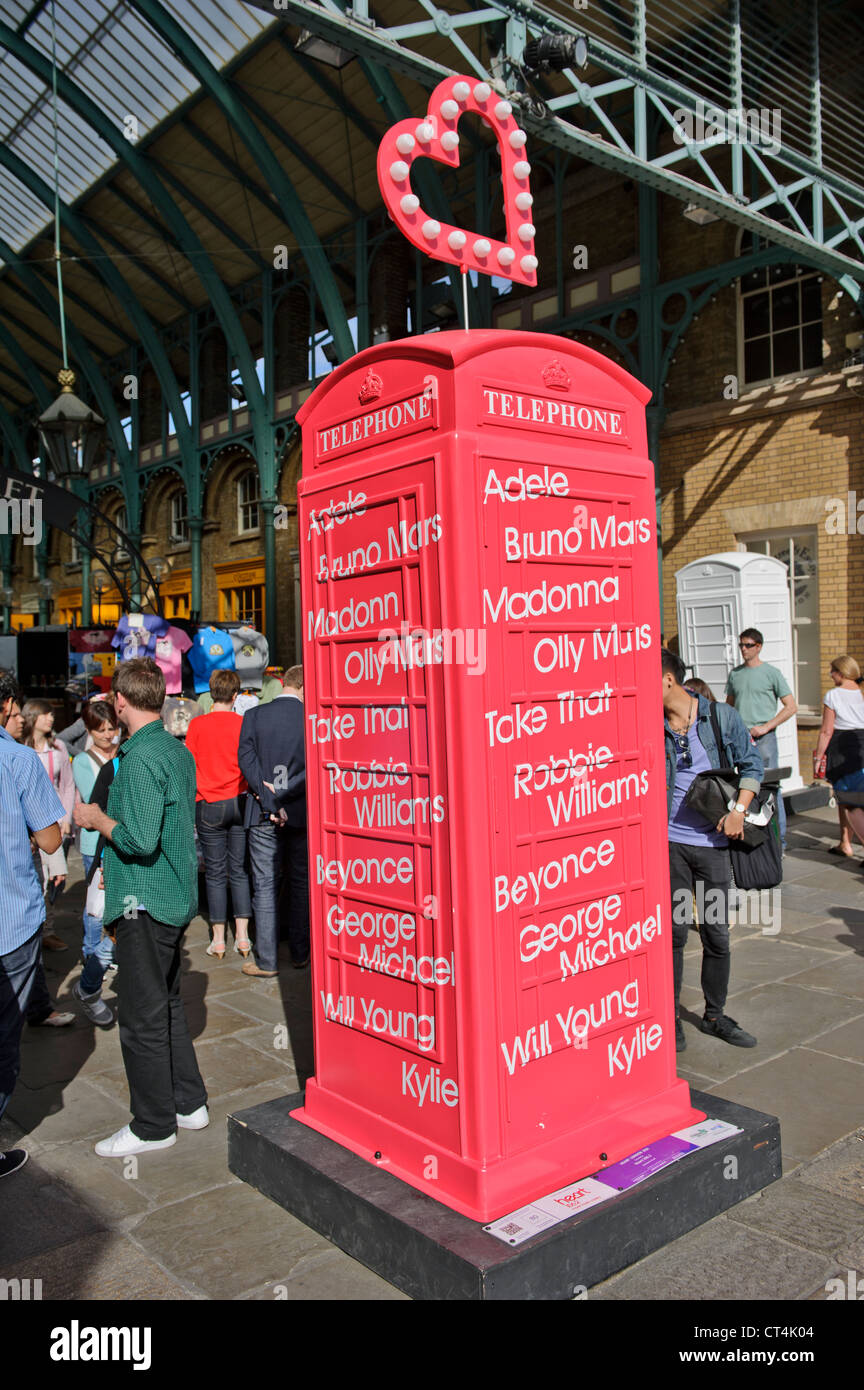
left=237, top=470, right=260, bottom=533
left=170, top=491, right=189, bottom=542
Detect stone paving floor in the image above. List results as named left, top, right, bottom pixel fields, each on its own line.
left=1, top=804, right=861, bottom=1301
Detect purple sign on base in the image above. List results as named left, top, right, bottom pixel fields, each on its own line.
left=593, top=1135, right=697, bottom=1191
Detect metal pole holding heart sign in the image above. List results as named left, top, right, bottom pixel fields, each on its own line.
left=377, top=75, right=539, bottom=325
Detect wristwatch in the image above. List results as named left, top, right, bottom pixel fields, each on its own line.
left=727, top=800, right=748, bottom=814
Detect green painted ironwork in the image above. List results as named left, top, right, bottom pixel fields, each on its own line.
left=0, top=401, right=31, bottom=472
left=251, top=0, right=864, bottom=286
left=0, top=144, right=185, bottom=529
left=131, top=0, right=353, bottom=365
left=0, top=15, right=269, bottom=508
left=0, top=233, right=135, bottom=481
left=151, top=159, right=269, bottom=272
left=0, top=319, right=55, bottom=404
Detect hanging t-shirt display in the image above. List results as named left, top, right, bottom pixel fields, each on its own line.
left=229, top=625, right=269, bottom=690
left=112, top=613, right=169, bottom=662
left=188, top=626, right=236, bottom=694
left=153, top=625, right=193, bottom=695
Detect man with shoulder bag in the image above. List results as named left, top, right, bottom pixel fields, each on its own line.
left=662, top=649, right=764, bottom=1053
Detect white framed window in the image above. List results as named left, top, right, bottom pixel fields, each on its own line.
left=170, top=491, right=189, bottom=542
left=738, top=529, right=820, bottom=713
left=237, top=471, right=260, bottom=533
left=738, top=263, right=822, bottom=385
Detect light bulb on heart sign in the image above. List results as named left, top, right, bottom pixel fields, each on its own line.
left=377, top=75, right=538, bottom=287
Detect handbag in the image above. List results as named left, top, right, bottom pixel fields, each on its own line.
left=84, top=860, right=105, bottom=920
left=683, top=703, right=772, bottom=847
left=729, top=814, right=783, bottom=890
left=84, top=830, right=107, bottom=921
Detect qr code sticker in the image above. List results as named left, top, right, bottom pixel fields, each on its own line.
left=501, top=1222, right=522, bottom=1237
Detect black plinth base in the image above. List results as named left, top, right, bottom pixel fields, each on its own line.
left=228, top=1090, right=781, bottom=1300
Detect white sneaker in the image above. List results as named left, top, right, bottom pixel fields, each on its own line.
left=73, top=981, right=114, bottom=1027
left=94, top=1125, right=176, bottom=1157
left=176, top=1105, right=209, bottom=1130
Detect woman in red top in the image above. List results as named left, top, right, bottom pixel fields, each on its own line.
left=184, top=669, right=252, bottom=959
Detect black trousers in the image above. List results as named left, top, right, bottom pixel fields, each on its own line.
left=112, top=911, right=207, bottom=1140
left=668, top=841, right=732, bottom=1020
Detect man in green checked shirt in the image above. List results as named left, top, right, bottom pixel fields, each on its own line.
left=75, top=657, right=208, bottom=1157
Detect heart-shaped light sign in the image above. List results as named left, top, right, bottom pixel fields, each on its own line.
left=377, top=76, right=538, bottom=288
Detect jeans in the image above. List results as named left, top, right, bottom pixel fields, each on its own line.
left=247, top=818, right=309, bottom=971
left=80, top=852, right=115, bottom=996
left=0, top=925, right=43, bottom=1121
left=668, top=841, right=732, bottom=1019
left=195, top=797, right=252, bottom=923
left=111, top=910, right=207, bottom=1141
left=754, top=729, right=787, bottom=847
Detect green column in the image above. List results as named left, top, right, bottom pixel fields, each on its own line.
left=646, top=403, right=667, bottom=629
left=356, top=218, right=370, bottom=351
left=638, top=177, right=665, bottom=621
left=189, top=518, right=203, bottom=621
left=81, top=549, right=92, bottom=627
left=124, top=528, right=140, bottom=612
left=1, top=542, right=11, bottom=634
left=261, top=497, right=277, bottom=653
left=36, top=545, right=49, bottom=626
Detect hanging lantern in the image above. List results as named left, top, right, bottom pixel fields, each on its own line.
left=37, top=368, right=105, bottom=481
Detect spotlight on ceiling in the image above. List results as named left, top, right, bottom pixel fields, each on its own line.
left=522, top=33, right=588, bottom=73
left=682, top=203, right=721, bottom=226
left=295, top=29, right=355, bottom=69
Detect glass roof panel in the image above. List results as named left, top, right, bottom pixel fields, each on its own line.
left=0, top=0, right=275, bottom=264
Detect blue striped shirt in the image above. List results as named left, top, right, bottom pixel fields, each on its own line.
left=0, top=725, right=66, bottom=954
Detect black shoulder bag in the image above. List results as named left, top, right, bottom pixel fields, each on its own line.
left=683, top=703, right=783, bottom=889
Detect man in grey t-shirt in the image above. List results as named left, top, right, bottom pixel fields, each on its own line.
left=725, top=627, right=797, bottom=848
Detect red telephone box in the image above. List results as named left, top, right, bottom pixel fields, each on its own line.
left=294, top=330, right=702, bottom=1221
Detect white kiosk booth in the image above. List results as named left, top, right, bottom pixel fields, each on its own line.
left=675, top=552, right=802, bottom=791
